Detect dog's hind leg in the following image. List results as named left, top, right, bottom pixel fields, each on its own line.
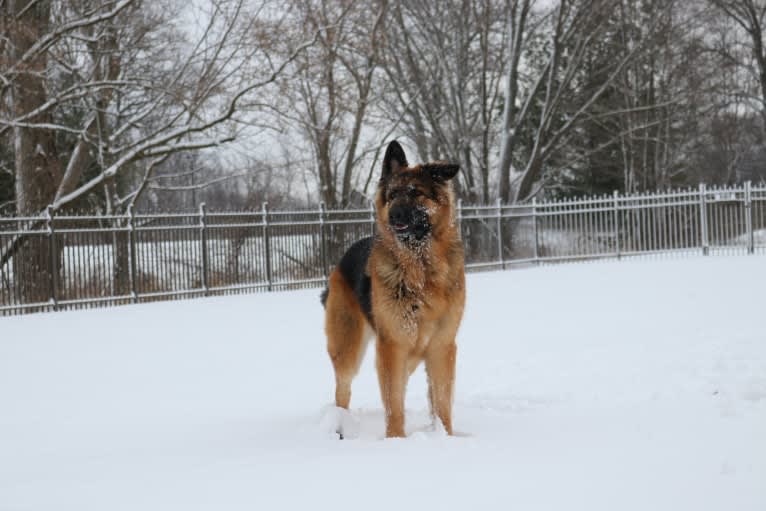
left=325, top=269, right=370, bottom=410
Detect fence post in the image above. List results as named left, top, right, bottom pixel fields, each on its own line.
left=319, top=202, right=328, bottom=282
left=532, top=198, right=540, bottom=265
left=127, top=204, right=138, bottom=303
left=745, top=181, right=754, bottom=255
left=456, top=199, right=463, bottom=239
left=369, top=200, right=376, bottom=235
left=496, top=198, right=504, bottom=269
left=46, top=205, right=58, bottom=311
left=199, top=202, right=209, bottom=295
left=613, top=190, right=621, bottom=260
left=262, top=202, right=272, bottom=291
left=699, top=183, right=709, bottom=255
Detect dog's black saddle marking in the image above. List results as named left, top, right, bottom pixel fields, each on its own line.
left=336, top=236, right=374, bottom=324
left=319, top=236, right=374, bottom=325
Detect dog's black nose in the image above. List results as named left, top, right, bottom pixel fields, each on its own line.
left=389, top=204, right=430, bottom=241
left=388, top=205, right=409, bottom=230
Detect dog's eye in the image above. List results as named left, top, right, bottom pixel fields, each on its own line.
left=404, top=187, right=424, bottom=199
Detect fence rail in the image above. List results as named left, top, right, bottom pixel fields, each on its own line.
left=2, top=182, right=765, bottom=315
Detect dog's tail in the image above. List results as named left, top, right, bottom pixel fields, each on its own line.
left=320, top=287, right=329, bottom=308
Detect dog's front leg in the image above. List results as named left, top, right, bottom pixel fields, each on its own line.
left=376, top=338, right=408, bottom=438
left=425, top=340, right=457, bottom=435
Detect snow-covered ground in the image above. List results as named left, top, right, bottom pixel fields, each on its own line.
left=1, top=256, right=764, bottom=510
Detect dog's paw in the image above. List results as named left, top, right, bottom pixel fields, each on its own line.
left=318, top=405, right=360, bottom=440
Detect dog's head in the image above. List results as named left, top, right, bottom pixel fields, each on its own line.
left=375, top=140, right=460, bottom=248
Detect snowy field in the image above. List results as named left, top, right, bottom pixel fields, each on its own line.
left=1, top=256, right=765, bottom=510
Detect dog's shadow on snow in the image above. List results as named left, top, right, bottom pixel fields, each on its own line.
left=317, top=404, right=471, bottom=441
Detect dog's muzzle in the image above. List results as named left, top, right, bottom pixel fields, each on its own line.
left=388, top=203, right=431, bottom=244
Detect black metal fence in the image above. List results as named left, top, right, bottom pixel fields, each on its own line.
left=2, top=182, right=765, bottom=316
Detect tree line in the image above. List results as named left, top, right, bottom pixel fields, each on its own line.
left=2, top=0, right=766, bottom=217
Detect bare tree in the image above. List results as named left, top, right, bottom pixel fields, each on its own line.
left=270, top=0, right=386, bottom=207
left=1, top=0, right=314, bottom=216
left=380, top=0, right=509, bottom=202
left=0, top=0, right=315, bottom=301
left=709, top=0, right=766, bottom=132
left=563, top=0, right=720, bottom=194
left=496, top=0, right=675, bottom=203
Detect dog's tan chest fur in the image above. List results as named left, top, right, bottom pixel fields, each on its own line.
left=369, top=239, right=463, bottom=344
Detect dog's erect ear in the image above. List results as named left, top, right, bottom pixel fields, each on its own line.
left=381, top=140, right=408, bottom=180
left=423, top=162, right=460, bottom=183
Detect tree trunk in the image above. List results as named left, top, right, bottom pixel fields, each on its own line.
left=341, top=83, right=370, bottom=206
left=7, top=0, right=62, bottom=306
left=497, top=0, right=530, bottom=203
left=8, top=0, right=61, bottom=213
left=317, top=132, right=335, bottom=207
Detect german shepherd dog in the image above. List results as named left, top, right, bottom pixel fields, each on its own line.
left=321, top=141, right=465, bottom=438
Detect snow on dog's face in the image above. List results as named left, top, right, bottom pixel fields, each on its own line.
left=376, top=141, right=459, bottom=248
